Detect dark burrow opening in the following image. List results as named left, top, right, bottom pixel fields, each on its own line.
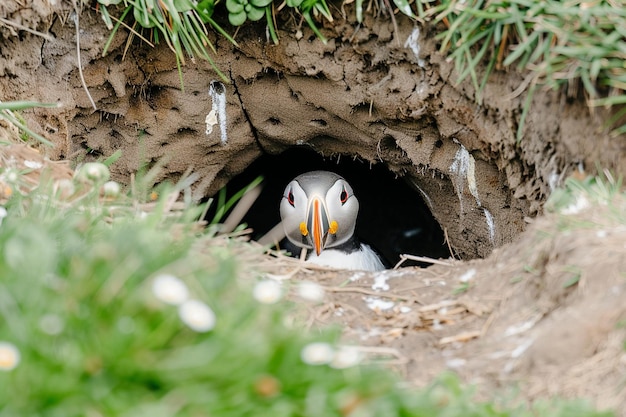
left=212, top=147, right=450, bottom=267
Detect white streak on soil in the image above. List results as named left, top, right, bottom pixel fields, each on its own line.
left=208, top=82, right=227, bottom=145
left=363, top=296, right=395, bottom=311
left=450, top=143, right=497, bottom=243
left=450, top=145, right=471, bottom=212
left=404, top=27, right=426, bottom=68
left=410, top=179, right=434, bottom=211
left=372, top=275, right=390, bottom=291
left=484, top=208, right=495, bottom=244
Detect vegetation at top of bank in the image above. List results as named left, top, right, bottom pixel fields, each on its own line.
left=419, top=0, right=626, bottom=140
left=92, top=0, right=626, bottom=138
left=95, top=0, right=414, bottom=82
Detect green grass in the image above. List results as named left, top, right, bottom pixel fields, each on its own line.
left=416, top=0, right=626, bottom=140
left=0, top=101, right=58, bottom=147
left=94, top=0, right=417, bottom=83
left=543, top=171, right=625, bottom=238
left=98, top=0, right=236, bottom=86
left=545, top=171, right=624, bottom=219
left=0, top=159, right=616, bottom=416
left=92, top=0, right=626, bottom=140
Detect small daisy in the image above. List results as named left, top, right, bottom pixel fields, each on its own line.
left=102, top=181, right=121, bottom=198
left=253, top=280, right=283, bottom=304
left=300, top=342, right=334, bottom=366
left=330, top=346, right=362, bottom=369
left=2, top=169, right=19, bottom=183
left=561, top=194, right=590, bottom=215
left=178, top=299, right=216, bottom=332
left=75, top=162, right=110, bottom=183
left=297, top=281, right=325, bottom=302
left=152, top=274, right=189, bottom=306
left=0, top=342, right=20, bottom=371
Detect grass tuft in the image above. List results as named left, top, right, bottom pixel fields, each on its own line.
left=545, top=170, right=625, bottom=230
left=0, top=101, right=58, bottom=147
left=97, top=0, right=234, bottom=86
left=417, top=0, right=626, bottom=139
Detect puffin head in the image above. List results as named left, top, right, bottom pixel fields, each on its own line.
left=280, top=170, right=359, bottom=256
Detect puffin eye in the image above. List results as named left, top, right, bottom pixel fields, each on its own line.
left=287, top=189, right=295, bottom=207
left=340, top=187, right=349, bottom=205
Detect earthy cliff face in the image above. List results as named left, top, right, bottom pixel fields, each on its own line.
left=0, top=2, right=622, bottom=260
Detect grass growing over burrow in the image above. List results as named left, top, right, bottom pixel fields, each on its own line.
left=416, top=0, right=626, bottom=139
left=88, top=0, right=626, bottom=144
left=92, top=0, right=626, bottom=140
left=0, top=147, right=617, bottom=416
left=94, top=0, right=415, bottom=84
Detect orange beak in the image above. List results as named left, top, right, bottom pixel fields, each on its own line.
left=307, top=197, right=330, bottom=256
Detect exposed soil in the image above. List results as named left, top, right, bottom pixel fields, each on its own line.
left=2, top=1, right=625, bottom=258
left=265, top=201, right=626, bottom=414
left=1, top=1, right=626, bottom=414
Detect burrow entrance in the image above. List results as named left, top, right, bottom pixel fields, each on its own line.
left=216, top=147, right=450, bottom=267
left=0, top=8, right=561, bottom=262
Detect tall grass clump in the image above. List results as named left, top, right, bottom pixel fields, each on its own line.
left=95, top=0, right=418, bottom=79
left=97, top=0, right=237, bottom=85
left=416, top=0, right=626, bottom=140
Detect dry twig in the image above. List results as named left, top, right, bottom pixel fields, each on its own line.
left=71, top=1, right=97, bottom=111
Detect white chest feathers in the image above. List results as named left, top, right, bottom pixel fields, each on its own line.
left=306, top=243, right=386, bottom=271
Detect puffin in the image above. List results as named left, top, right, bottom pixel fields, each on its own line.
left=280, top=170, right=386, bottom=271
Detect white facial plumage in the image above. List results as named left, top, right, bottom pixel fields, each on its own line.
left=280, top=171, right=359, bottom=255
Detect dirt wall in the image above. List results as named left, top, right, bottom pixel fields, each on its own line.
left=0, top=2, right=623, bottom=258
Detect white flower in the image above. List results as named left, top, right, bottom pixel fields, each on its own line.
left=253, top=280, right=283, bottom=304
left=152, top=274, right=189, bottom=305
left=102, top=181, right=121, bottom=197
left=561, top=194, right=590, bottom=215
left=178, top=299, right=216, bottom=332
left=300, top=342, right=334, bottom=365
left=297, top=281, right=325, bottom=302
left=330, top=346, right=362, bottom=369
left=0, top=342, right=21, bottom=371
left=75, top=162, right=110, bottom=183
left=24, top=160, right=43, bottom=169
left=3, top=169, right=18, bottom=183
